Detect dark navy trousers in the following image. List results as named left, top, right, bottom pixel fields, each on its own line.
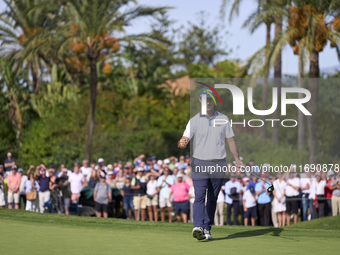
left=192, top=158, right=226, bottom=231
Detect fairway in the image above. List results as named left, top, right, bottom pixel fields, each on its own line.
left=1, top=209, right=339, bottom=255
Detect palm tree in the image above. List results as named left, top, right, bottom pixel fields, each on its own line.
left=221, top=0, right=276, bottom=139
left=261, top=1, right=340, bottom=163
left=0, top=0, right=56, bottom=94
left=53, top=0, right=167, bottom=161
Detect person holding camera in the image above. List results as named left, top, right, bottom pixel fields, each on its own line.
left=25, top=172, right=40, bottom=212
left=243, top=185, right=257, bottom=226
left=225, top=173, right=241, bottom=225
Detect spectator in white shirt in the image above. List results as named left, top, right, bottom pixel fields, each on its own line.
left=18, top=167, right=29, bottom=209
left=285, top=172, right=300, bottom=225
left=243, top=186, right=257, bottom=226
left=225, top=174, right=241, bottom=225
left=300, top=172, right=313, bottom=221
left=273, top=172, right=287, bottom=227
left=146, top=174, right=159, bottom=221
left=25, top=173, right=40, bottom=212
left=311, top=173, right=326, bottom=218
left=69, top=165, right=85, bottom=203
left=80, top=160, right=92, bottom=182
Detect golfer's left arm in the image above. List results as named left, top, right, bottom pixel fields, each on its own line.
left=227, top=137, right=244, bottom=167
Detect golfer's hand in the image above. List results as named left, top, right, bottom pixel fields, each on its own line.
left=234, top=158, right=244, bottom=168
left=178, top=136, right=189, bottom=149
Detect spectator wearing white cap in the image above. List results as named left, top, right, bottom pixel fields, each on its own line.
left=131, top=167, right=147, bottom=221
left=94, top=172, right=112, bottom=218
left=4, top=152, right=15, bottom=174
left=97, top=158, right=107, bottom=172
left=157, top=165, right=175, bottom=222
left=169, top=173, right=190, bottom=223
left=146, top=173, right=159, bottom=221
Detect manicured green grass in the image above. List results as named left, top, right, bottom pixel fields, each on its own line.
left=1, top=209, right=339, bottom=255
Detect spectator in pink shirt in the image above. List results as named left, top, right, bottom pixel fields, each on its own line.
left=7, top=165, right=21, bottom=209
left=169, top=173, right=190, bottom=223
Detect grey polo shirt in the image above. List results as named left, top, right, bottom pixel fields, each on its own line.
left=183, top=111, right=234, bottom=160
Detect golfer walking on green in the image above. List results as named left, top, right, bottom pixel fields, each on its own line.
left=178, top=87, right=244, bottom=240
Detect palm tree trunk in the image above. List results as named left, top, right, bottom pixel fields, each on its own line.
left=307, top=49, right=319, bottom=164
left=272, top=18, right=282, bottom=146
left=297, top=46, right=305, bottom=150
left=84, top=56, right=98, bottom=161
left=261, top=22, right=271, bottom=139
left=32, top=65, right=41, bottom=95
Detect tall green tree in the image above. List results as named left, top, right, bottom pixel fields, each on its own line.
left=256, top=1, right=340, bottom=163
left=221, top=0, right=275, bottom=139
left=0, top=0, right=57, bottom=94
left=53, top=0, right=167, bottom=161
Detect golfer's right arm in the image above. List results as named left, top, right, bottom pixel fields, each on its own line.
left=178, top=121, right=192, bottom=149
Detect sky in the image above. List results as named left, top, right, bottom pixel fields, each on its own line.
left=1, top=0, right=339, bottom=75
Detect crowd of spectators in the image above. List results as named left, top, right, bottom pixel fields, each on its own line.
left=1, top=152, right=340, bottom=227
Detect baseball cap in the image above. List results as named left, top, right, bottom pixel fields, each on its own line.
left=137, top=167, right=144, bottom=172
left=124, top=165, right=129, bottom=169
left=126, top=175, right=131, bottom=179
left=157, top=160, right=163, bottom=165
left=230, top=173, right=236, bottom=177
left=185, top=155, right=190, bottom=159
left=250, top=159, right=254, bottom=162
left=0, top=164, right=3, bottom=168
left=268, top=176, right=274, bottom=180
left=179, top=164, right=186, bottom=170
left=50, top=164, right=55, bottom=168
left=75, top=161, right=80, bottom=165
left=12, top=165, right=17, bottom=170
left=199, top=87, right=216, bottom=99
left=164, top=159, right=170, bottom=164
left=327, top=170, right=335, bottom=177
left=98, top=158, right=104, bottom=163
left=62, top=168, right=68, bottom=172
left=108, top=171, right=113, bottom=175
left=18, top=168, right=23, bottom=173
left=315, top=173, right=321, bottom=177
left=177, top=173, right=184, bottom=178
left=151, top=156, right=157, bottom=160
left=7, top=152, right=12, bottom=157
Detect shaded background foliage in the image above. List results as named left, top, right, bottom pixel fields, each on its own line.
left=0, top=0, right=340, bottom=170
